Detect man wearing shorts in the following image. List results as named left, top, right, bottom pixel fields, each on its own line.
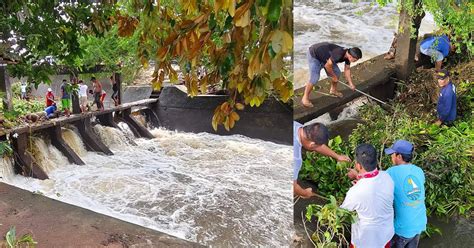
left=60, top=79, right=71, bottom=117
left=91, top=77, right=103, bottom=111
left=78, top=80, right=88, bottom=113
left=419, top=35, right=453, bottom=70
left=301, top=42, right=362, bottom=107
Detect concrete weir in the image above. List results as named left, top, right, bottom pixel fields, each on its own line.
left=1, top=99, right=158, bottom=179
left=155, top=86, right=293, bottom=145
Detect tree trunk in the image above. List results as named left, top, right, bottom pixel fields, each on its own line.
left=0, top=65, right=13, bottom=111
left=395, top=0, right=425, bottom=81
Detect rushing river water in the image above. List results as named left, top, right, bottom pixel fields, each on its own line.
left=294, top=0, right=437, bottom=88
left=0, top=123, right=293, bottom=247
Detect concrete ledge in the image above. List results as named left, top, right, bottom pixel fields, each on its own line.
left=74, top=118, right=113, bottom=155
left=122, top=109, right=155, bottom=139
left=11, top=133, right=48, bottom=180
left=0, top=182, right=203, bottom=248
left=294, top=54, right=396, bottom=123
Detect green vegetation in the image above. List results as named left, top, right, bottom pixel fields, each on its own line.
left=4, top=226, right=37, bottom=248
left=299, top=136, right=352, bottom=201
left=305, top=196, right=356, bottom=247
left=373, top=0, right=473, bottom=55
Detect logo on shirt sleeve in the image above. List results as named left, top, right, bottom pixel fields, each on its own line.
left=403, top=175, right=422, bottom=201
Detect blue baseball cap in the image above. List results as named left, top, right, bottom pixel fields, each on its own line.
left=384, top=140, right=413, bottom=155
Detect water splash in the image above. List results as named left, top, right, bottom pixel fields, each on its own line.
left=28, top=137, right=69, bottom=174
left=0, top=157, right=15, bottom=181
left=62, top=127, right=87, bottom=156
left=93, top=124, right=133, bottom=149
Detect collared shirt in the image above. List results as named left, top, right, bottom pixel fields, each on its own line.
left=341, top=171, right=394, bottom=247
left=293, top=121, right=303, bottom=181
left=387, top=164, right=427, bottom=238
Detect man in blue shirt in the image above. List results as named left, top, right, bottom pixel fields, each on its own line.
left=385, top=140, right=427, bottom=248
left=435, top=69, right=456, bottom=125
left=293, top=121, right=351, bottom=198
left=44, top=103, right=58, bottom=119
left=419, top=35, right=454, bottom=70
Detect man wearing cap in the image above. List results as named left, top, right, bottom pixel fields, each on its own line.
left=342, top=144, right=394, bottom=248
left=385, top=140, right=427, bottom=248
left=435, top=69, right=456, bottom=126
left=45, top=88, right=55, bottom=107
left=301, top=42, right=362, bottom=107
left=293, top=121, right=351, bottom=198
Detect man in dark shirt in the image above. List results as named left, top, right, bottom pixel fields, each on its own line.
left=301, top=42, right=362, bottom=107
left=434, top=69, right=456, bottom=125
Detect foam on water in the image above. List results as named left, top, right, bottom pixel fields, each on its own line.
left=294, top=0, right=436, bottom=88
left=29, top=137, right=69, bottom=174
left=1, top=126, right=292, bottom=247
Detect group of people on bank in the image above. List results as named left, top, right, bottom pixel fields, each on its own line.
left=295, top=34, right=458, bottom=247
left=294, top=122, right=426, bottom=248
left=38, top=76, right=119, bottom=120
left=301, top=35, right=457, bottom=126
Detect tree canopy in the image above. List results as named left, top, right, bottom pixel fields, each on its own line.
left=1, top=0, right=293, bottom=131
left=0, top=0, right=116, bottom=86
left=116, top=0, right=293, bottom=131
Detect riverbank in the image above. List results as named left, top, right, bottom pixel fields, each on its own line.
left=0, top=182, right=202, bottom=247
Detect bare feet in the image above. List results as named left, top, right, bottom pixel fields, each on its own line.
left=301, top=99, right=314, bottom=108
left=348, top=83, right=356, bottom=91
left=384, top=52, right=395, bottom=60
left=329, top=90, right=343, bottom=98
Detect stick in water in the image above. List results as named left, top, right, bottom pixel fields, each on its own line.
left=338, top=80, right=392, bottom=107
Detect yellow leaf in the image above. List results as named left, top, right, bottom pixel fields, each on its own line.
left=235, top=103, right=244, bottom=110
left=231, top=111, right=240, bottom=121
left=212, top=113, right=218, bottom=131
left=228, top=0, right=236, bottom=16
left=235, top=9, right=250, bottom=27
left=224, top=117, right=230, bottom=131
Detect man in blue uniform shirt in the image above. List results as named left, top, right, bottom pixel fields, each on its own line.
left=435, top=69, right=456, bottom=125
left=385, top=140, right=427, bottom=248
left=419, top=35, right=453, bottom=70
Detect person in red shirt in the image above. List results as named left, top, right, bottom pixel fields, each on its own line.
left=46, top=88, right=55, bottom=107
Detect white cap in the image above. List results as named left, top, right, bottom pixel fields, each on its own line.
left=47, top=88, right=52, bottom=92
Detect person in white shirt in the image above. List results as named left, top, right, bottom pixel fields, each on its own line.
left=78, top=80, right=88, bottom=113
left=341, top=144, right=394, bottom=248
left=20, top=82, right=27, bottom=99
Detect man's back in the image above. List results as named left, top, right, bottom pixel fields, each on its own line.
left=341, top=171, right=394, bottom=247
left=437, top=82, right=457, bottom=123
left=387, top=164, right=427, bottom=238
left=309, top=42, right=349, bottom=65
